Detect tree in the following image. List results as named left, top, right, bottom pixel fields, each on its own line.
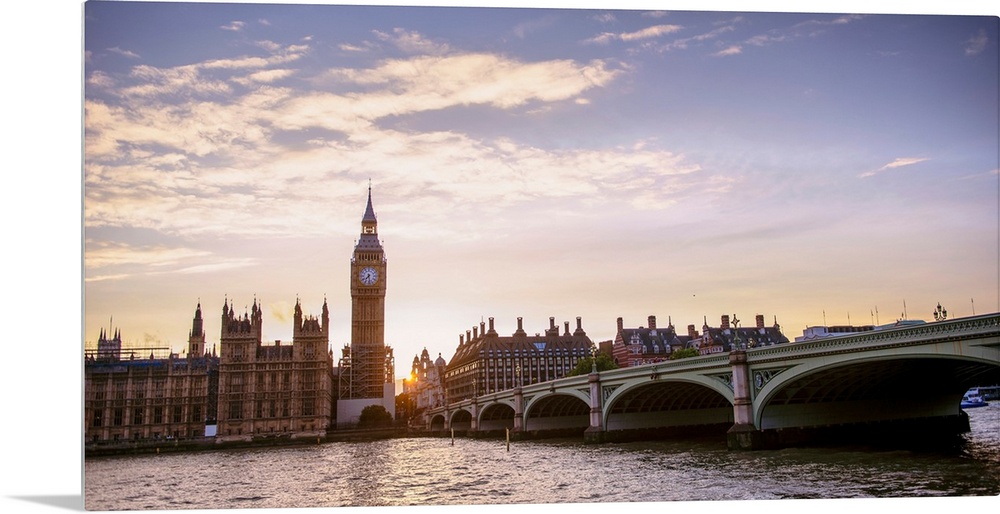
left=395, top=392, right=415, bottom=424
left=567, top=353, right=618, bottom=376
left=358, top=404, right=393, bottom=428
left=669, top=348, right=700, bottom=360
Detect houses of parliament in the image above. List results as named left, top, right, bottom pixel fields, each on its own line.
left=84, top=188, right=396, bottom=445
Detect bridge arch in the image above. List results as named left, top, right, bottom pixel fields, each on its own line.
left=603, top=377, right=734, bottom=433
left=429, top=413, right=446, bottom=431
left=478, top=402, right=516, bottom=432
left=754, top=351, right=1000, bottom=431
left=449, top=408, right=473, bottom=431
left=523, top=393, right=590, bottom=433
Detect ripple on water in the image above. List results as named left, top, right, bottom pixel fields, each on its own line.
left=85, top=406, right=1000, bottom=509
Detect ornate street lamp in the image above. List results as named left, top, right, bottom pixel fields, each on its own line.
left=933, top=303, right=948, bottom=322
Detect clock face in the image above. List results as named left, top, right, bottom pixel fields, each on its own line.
left=359, top=266, right=378, bottom=286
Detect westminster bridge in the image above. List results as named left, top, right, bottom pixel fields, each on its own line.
left=425, top=313, right=1000, bottom=450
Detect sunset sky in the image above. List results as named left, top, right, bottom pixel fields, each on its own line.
left=79, top=1, right=997, bottom=378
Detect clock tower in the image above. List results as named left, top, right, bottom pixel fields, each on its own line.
left=348, top=185, right=389, bottom=399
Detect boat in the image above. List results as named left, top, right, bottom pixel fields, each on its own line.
left=960, top=388, right=989, bottom=409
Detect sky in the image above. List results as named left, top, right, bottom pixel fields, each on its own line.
left=78, top=1, right=998, bottom=378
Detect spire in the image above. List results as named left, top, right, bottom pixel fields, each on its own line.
left=362, top=183, right=377, bottom=223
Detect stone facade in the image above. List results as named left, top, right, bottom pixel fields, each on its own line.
left=444, top=316, right=594, bottom=402
left=84, top=306, right=219, bottom=445
left=215, top=298, right=335, bottom=441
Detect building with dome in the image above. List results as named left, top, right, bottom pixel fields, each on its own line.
left=405, top=348, right=448, bottom=426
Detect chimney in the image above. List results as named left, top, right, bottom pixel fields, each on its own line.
left=648, top=315, right=657, bottom=330
left=617, top=317, right=624, bottom=334
left=480, top=321, right=486, bottom=335
left=721, top=315, right=730, bottom=330
left=488, top=317, right=496, bottom=334
left=549, top=317, right=556, bottom=330
left=460, top=334, right=464, bottom=346
left=515, top=317, right=525, bottom=336
left=756, top=314, right=765, bottom=329
left=466, top=330, right=472, bottom=342
left=575, top=317, right=585, bottom=335
left=564, top=321, right=570, bottom=336
left=687, top=324, right=698, bottom=339
left=473, top=326, right=478, bottom=339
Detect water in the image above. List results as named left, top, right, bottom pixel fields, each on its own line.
left=85, top=405, right=1000, bottom=510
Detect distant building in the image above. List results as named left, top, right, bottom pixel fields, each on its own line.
left=84, top=306, right=219, bottom=445
left=407, top=348, right=447, bottom=425
left=214, top=297, right=335, bottom=441
left=84, top=187, right=400, bottom=445
left=795, top=319, right=926, bottom=342
left=444, top=317, right=594, bottom=402
left=694, top=314, right=789, bottom=354
left=612, top=314, right=789, bottom=367
left=796, top=324, right=875, bottom=342
left=612, top=315, right=692, bottom=368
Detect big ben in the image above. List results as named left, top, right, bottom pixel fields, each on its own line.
left=348, top=185, right=391, bottom=399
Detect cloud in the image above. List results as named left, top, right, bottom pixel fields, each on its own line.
left=713, top=45, right=743, bottom=57
left=231, top=68, right=296, bottom=86
left=585, top=24, right=683, bottom=45
left=655, top=21, right=738, bottom=52
left=83, top=35, right=733, bottom=243
left=87, top=70, right=115, bottom=88
left=340, top=42, right=374, bottom=53
left=108, top=47, right=140, bottom=59
left=85, top=242, right=212, bottom=269
left=173, top=259, right=258, bottom=274
left=374, top=28, right=450, bottom=54
left=221, top=21, right=246, bottom=31
left=593, top=13, right=616, bottom=23
left=859, top=157, right=930, bottom=178
left=965, top=29, right=989, bottom=56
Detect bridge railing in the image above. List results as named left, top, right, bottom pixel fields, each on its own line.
left=746, top=313, right=1000, bottom=362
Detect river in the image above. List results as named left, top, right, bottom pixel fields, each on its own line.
left=84, top=404, right=999, bottom=510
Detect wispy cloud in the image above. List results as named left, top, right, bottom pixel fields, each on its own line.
left=374, top=28, right=450, bottom=54
left=221, top=20, right=246, bottom=31
left=859, top=157, right=930, bottom=178
left=108, top=46, right=140, bottom=59
left=585, top=24, right=683, bottom=45
left=965, top=29, right=989, bottom=56
left=658, top=23, right=737, bottom=52
left=713, top=45, right=742, bottom=57
left=85, top=242, right=212, bottom=270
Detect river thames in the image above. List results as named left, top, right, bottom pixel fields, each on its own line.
left=84, top=404, right=999, bottom=511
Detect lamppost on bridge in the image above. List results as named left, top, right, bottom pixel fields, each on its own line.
left=933, top=303, right=948, bottom=322
left=591, top=344, right=598, bottom=374
left=731, top=314, right=746, bottom=350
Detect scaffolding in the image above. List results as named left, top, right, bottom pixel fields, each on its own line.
left=337, top=344, right=394, bottom=400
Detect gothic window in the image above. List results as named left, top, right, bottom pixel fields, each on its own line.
left=229, top=401, right=242, bottom=420
left=133, top=408, right=143, bottom=425
left=113, top=408, right=124, bottom=426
